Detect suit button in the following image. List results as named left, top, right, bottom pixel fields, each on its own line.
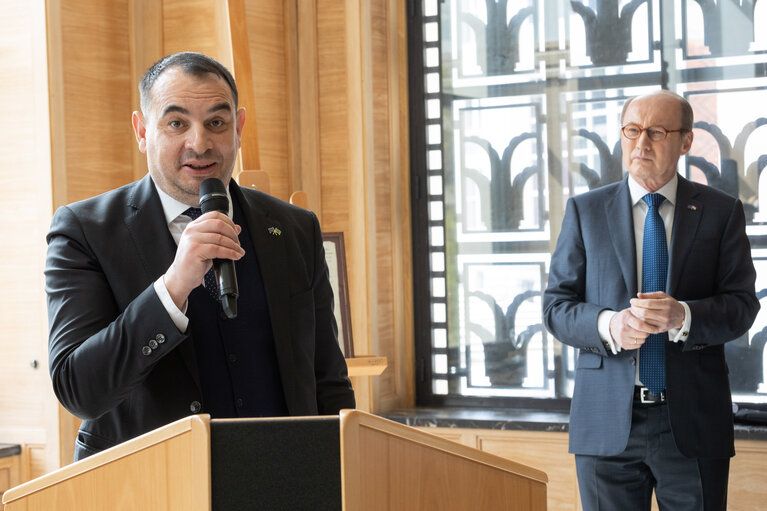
left=236, top=398, right=243, bottom=408
left=190, top=401, right=201, bottom=413
left=156, top=334, right=166, bottom=344
left=148, top=339, right=159, bottom=349
left=142, top=346, right=152, bottom=356
left=229, top=354, right=237, bottom=363
left=631, top=357, right=636, bottom=365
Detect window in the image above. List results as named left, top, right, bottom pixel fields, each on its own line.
left=409, top=0, right=767, bottom=408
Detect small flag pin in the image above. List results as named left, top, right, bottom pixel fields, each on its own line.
left=687, top=204, right=697, bottom=211
left=268, top=226, right=282, bottom=236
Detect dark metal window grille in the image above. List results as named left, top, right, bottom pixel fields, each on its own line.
left=409, top=0, right=767, bottom=409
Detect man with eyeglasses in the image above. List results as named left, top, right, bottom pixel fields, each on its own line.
left=544, top=90, right=758, bottom=511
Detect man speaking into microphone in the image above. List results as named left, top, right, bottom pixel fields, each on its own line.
left=44, top=52, right=355, bottom=461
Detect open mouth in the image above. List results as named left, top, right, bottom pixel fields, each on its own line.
left=183, top=162, right=216, bottom=171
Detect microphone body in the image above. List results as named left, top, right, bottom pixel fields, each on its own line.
left=199, top=178, right=239, bottom=318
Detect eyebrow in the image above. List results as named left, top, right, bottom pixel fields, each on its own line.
left=160, top=102, right=233, bottom=118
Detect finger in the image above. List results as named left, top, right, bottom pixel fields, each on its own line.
left=190, top=217, right=241, bottom=241
left=636, top=291, right=668, bottom=300
left=630, top=297, right=668, bottom=310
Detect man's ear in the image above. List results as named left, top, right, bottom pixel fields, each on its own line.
left=680, top=129, right=694, bottom=156
left=131, top=111, right=147, bottom=154
left=235, top=107, right=246, bottom=148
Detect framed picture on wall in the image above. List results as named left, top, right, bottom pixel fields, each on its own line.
left=323, top=232, right=354, bottom=357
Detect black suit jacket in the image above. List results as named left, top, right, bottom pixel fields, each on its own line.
left=46, top=175, right=355, bottom=458
left=544, top=175, right=759, bottom=458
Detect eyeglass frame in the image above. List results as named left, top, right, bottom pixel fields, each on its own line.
left=620, top=124, right=688, bottom=141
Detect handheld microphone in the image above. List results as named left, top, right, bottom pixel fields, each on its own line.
left=199, top=178, right=239, bottom=319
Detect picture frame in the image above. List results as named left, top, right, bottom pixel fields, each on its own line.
left=323, top=232, right=354, bottom=357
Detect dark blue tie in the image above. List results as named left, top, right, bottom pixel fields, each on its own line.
left=639, top=193, right=667, bottom=396
left=183, top=207, right=219, bottom=302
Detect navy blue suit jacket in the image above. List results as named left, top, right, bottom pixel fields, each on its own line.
left=46, top=175, right=355, bottom=458
left=543, top=175, right=758, bottom=458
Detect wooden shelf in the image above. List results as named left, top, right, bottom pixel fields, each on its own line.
left=345, top=356, right=387, bottom=377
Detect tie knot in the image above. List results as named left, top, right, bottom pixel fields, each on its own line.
left=643, top=193, right=664, bottom=209
left=183, top=207, right=203, bottom=220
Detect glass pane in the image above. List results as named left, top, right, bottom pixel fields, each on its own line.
left=417, top=0, right=767, bottom=406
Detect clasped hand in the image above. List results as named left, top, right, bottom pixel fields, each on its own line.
left=609, top=291, right=685, bottom=350
left=164, top=211, right=245, bottom=308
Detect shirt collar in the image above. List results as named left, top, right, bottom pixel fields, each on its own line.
left=150, top=176, right=233, bottom=226
left=628, top=173, right=678, bottom=207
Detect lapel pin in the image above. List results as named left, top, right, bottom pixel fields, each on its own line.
left=268, top=226, right=282, bottom=236
left=687, top=204, right=697, bottom=211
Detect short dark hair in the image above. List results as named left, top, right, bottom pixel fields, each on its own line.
left=139, top=52, right=238, bottom=113
left=621, top=90, right=694, bottom=132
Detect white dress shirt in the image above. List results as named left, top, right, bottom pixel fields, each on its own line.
left=596, top=175, right=692, bottom=381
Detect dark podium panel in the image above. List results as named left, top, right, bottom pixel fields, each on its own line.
left=210, top=417, right=341, bottom=510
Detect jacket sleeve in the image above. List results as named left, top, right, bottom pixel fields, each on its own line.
left=681, top=198, right=759, bottom=348
left=543, top=197, right=609, bottom=354
left=45, top=205, right=187, bottom=420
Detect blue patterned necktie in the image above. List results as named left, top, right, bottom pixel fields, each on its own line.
left=183, top=207, right=220, bottom=302
left=639, top=193, right=667, bottom=396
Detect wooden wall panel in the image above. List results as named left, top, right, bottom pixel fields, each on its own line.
left=52, top=0, right=135, bottom=206
left=244, top=0, right=290, bottom=200
left=162, top=0, right=223, bottom=59
left=129, top=0, right=164, bottom=181
left=0, top=0, right=60, bottom=479
left=369, top=0, right=414, bottom=412
left=47, top=0, right=137, bottom=468
left=371, top=0, right=394, bottom=396
left=728, top=439, right=767, bottom=510
left=425, top=427, right=767, bottom=511
left=316, top=0, right=351, bottom=233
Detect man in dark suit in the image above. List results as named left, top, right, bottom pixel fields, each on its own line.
left=543, top=90, right=759, bottom=510
left=45, top=52, right=355, bottom=461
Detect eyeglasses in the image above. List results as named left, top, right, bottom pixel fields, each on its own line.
left=621, top=124, right=686, bottom=141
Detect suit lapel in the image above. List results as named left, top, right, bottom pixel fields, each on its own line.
left=230, top=184, right=297, bottom=386
left=124, top=175, right=177, bottom=280
left=605, top=179, right=638, bottom=296
left=124, top=175, right=201, bottom=390
left=668, top=175, right=702, bottom=297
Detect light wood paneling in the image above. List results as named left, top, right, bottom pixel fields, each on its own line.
left=729, top=439, right=767, bottom=511
left=227, top=0, right=261, bottom=173
left=0, top=453, right=22, bottom=511
left=47, top=0, right=137, bottom=470
left=53, top=0, right=135, bottom=206
left=162, top=0, right=224, bottom=60
left=424, top=426, right=767, bottom=511
left=314, top=0, right=374, bottom=412
left=0, top=0, right=58, bottom=480
left=244, top=0, right=291, bottom=200
left=129, top=0, right=164, bottom=181
left=248, top=0, right=414, bottom=413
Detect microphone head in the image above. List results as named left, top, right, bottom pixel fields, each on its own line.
left=199, top=178, right=229, bottom=214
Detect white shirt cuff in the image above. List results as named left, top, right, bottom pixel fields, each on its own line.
left=668, top=301, right=691, bottom=343
left=597, top=309, right=619, bottom=354
left=153, top=276, right=189, bottom=333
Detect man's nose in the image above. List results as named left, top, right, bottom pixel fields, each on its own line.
left=185, top=124, right=213, bottom=153
left=635, top=128, right=653, bottom=149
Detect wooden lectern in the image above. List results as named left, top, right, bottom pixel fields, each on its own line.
left=2, top=410, right=547, bottom=510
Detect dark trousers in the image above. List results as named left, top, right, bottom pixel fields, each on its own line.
left=575, top=397, right=730, bottom=511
